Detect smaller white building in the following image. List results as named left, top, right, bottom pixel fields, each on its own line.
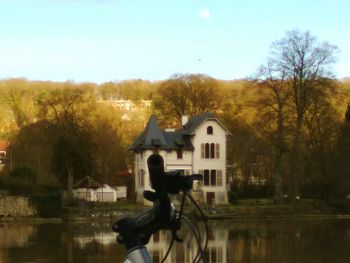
left=73, top=176, right=127, bottom=202
left=116, top=186, right=127, bottom=200
left=73, top=188, right=97, bottom=202
left=96, top=184, right=118, bottom=202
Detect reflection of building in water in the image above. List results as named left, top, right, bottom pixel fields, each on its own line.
left=73, top=232, right=117, bottom=248
left=204, top=227, right=228, bottom=263
left=146, top=226, right=228, bottom=263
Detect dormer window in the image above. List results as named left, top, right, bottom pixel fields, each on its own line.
left=207, top=126, right=213, bottom=135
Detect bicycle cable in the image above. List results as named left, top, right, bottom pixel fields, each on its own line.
left=160, top=192, right=186, bottom=263
left=184, top=192, right=209, bottom=263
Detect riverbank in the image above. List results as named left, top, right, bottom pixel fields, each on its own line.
left=1, top=198, right=349, bottom=222
left=206, top=199, right=349, bottom=219
left=61, top=198, right=350, bottom=222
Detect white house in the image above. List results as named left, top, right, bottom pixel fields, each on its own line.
left=130, top=113, right=231, bottom=204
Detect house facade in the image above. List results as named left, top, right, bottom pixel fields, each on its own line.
left=130, top=113, right=230, bottom=204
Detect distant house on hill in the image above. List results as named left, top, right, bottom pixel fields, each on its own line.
left=130, top=113, right=231, bottom=205
left=0, top=141, right=9, bottom=172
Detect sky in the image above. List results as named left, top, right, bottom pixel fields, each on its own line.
left=0, top=0, right=349, bottom=83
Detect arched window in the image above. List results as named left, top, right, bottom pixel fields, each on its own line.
left=207, top=126, right=213, bottom=135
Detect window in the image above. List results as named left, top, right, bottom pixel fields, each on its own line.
left=201, top=143, right=220, bottom=159
left=215, top=144, right=220, bottom=158
left=184, top=170, right=191, bottom=176
left=176, top=148, right=183, bottom=159
left=207, top=227, right=215, bottom=241
left=207, top=126, right=213, bottom=135
left=210, top=170, right=216, bottom=186
left=152, top=251, right=160, bottom=263
left=205, top=143, right=210, bottom=158
left=210, top=144, right=215, bottom=158
left=153, top=232, right=160, bottom=243
left=204, top=170, right=210, bottom=186
left=211, top=248, right=217, bottom=263
left=217, top=170, right=222, bottom=186
left=202, top=170, right=223, bottom=186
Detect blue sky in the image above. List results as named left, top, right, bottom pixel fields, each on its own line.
left=0, top=0, right=349, bottom=83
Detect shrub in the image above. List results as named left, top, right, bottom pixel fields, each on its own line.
left=9, top=166, right=37, bottom=183
left=30, top=186, right=62, bottom=217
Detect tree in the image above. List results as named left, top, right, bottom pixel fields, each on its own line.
left=302, top=86, right=343, bottom=198
left=252, top=74, right=290, bottom=202
left=50, top=119, right=96, bottom=197
left=37, top=86, right=97, bottom=199
left=0, top=79, right=37, bottom=129
left=153, top=74, right=227, bottom=127
left=7, top=83, right=130, bottom=198
left=333, top=104, right=350, bottom=199
left=256, top=30, right=338, bottom=199
left=9, top=120, right=55, bottom=185
left=90, top=105, right=127, bottom=184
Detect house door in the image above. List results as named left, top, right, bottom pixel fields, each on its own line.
left=206, top=192, right=215, bottom=205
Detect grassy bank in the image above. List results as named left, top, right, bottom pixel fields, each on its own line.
left=61, top=198, right=350, bottom=222
left=206, top=199, right=350, bottom=219
left=62, top=200, right=147, bottom=221
left=3, top=198, right=347, bottom=222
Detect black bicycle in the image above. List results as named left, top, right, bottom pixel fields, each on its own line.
left=112, top=153, right=209, bottom=263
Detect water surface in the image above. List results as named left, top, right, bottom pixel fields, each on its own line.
left=0, top=219, right=349, bottom=263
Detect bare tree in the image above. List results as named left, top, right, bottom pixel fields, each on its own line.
left=254, top=61, right=291, bottom=202
left=258, top=30, right=338, bottom=199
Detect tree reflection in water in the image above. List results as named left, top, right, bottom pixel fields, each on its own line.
left=0, top=220, right=349, bottom=263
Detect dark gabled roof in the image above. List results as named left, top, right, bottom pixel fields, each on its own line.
left=181, top=112, right=215, bottom=134
left=74, top=176, right=101, bottom=189
left=130, top=115, right=168, bottom=151
left=130, top=115, right=194, bottom=152
left=130, top=112, right=229, bottom=152
left=163, top=131, right=194, bottom=151
left=180, top=112, right=231, bottom=135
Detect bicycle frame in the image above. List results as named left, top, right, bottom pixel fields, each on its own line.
left=123, top=246, right=152, bottom=263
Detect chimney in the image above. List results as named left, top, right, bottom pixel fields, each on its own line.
left=182, top=115, right=189, bottom=126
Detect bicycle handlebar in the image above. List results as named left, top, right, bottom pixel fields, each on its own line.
left=112, top=153, right=202, bottom=259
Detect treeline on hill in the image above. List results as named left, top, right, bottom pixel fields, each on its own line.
left=0, top=80, right=145, bottom=201
left=0, top=30, right=349, bottom=207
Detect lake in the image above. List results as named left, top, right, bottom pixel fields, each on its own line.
left=0, top=219, right=349, bottom=263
